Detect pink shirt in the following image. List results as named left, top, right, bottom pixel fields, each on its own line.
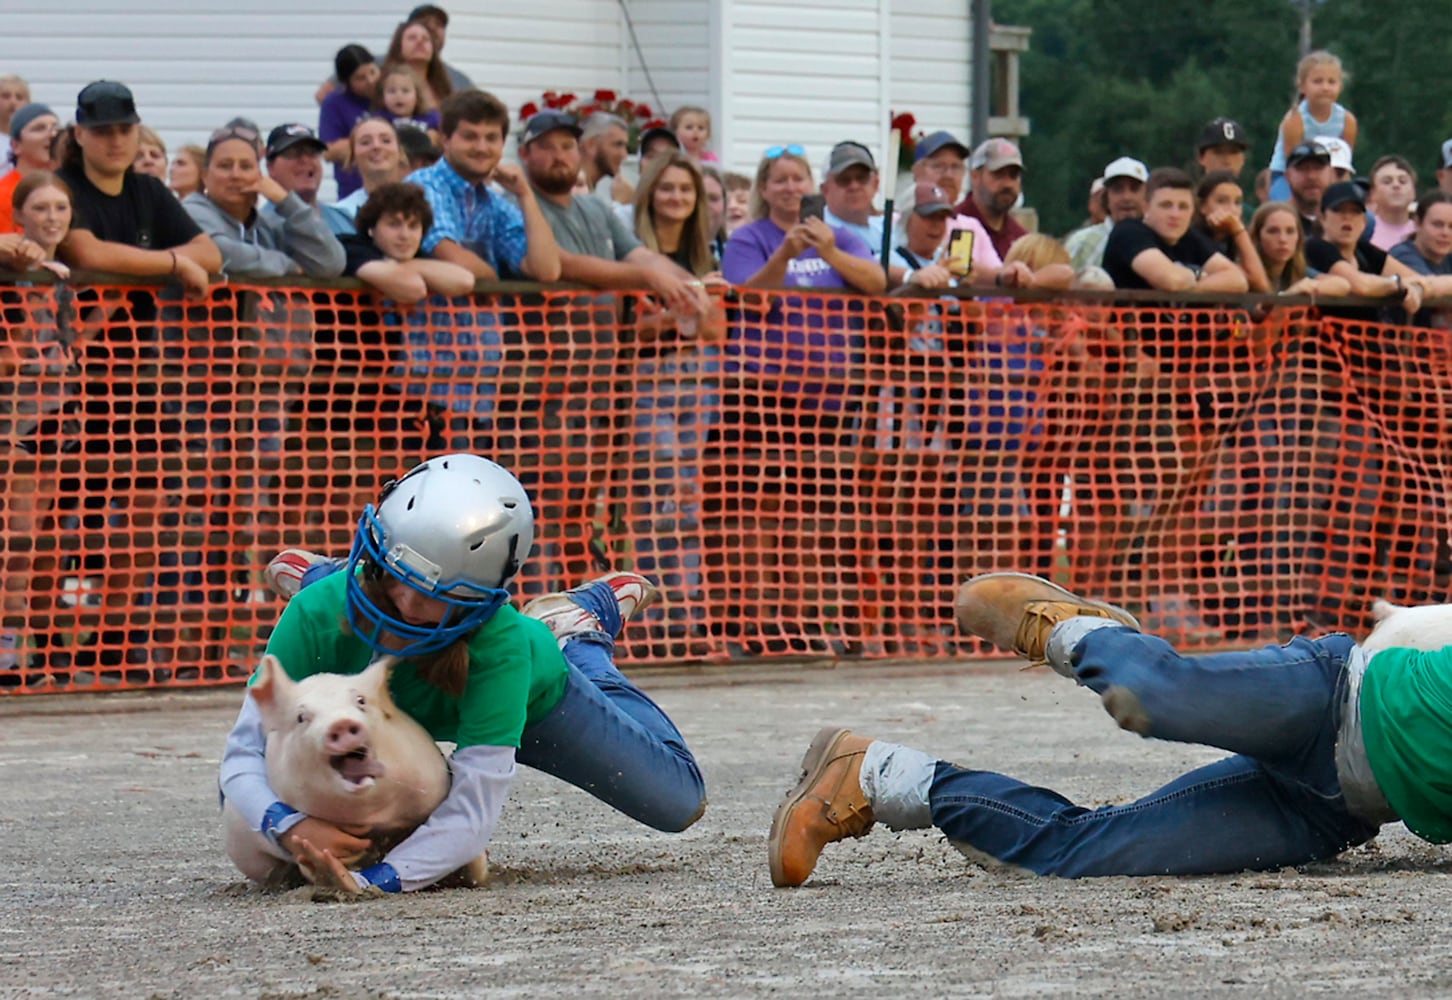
left=1369, top=213, right=1416, bottom=253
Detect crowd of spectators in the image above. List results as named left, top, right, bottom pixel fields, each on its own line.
left=3, top=18, right=1452, bottom=678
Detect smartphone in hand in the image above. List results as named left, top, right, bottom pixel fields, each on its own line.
left=799, top=194, right=826, bottom=223
left=945, top=229, right=975, bottom=277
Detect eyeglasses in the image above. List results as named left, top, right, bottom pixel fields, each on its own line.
left=765, top=144, right=806, bottom=160
left=922, top=160, right=967, bottom=177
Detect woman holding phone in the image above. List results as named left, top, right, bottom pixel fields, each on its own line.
left=722, top=145, right=884, bottom=293
left=713, top=145, right=883, bottom=654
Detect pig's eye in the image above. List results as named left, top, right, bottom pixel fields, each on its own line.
left=355, top=695, right=367, bottom=708
left=296, top=711, right=306, bottom=725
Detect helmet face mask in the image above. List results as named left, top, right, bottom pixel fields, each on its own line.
left=342, top=454, right=535, bottom=658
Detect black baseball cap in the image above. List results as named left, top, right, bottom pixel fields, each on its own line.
left=75, top=81, right=140, bottom=128
left=265, top=123, right=326, bottom=159
left=1198, top=117, right=1249, bottom=152
left=521, top=109, right=582, bottom=147
left=638, top=126, right=681, bottom=155
left=408, top=4, right=448, bottom=24
left=1286, top=141, right=1331, bottom=167
left=1321, top=180, right=1366, bottom=213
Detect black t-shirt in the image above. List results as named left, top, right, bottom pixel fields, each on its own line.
left=339, top=233, right=387, bottom=277
left=1103, top=218, right=1218, bottom=290
left=1305, top=237, right=1402, bottom=324
left=56, top=164, right=202, bottom=249
left=1305, top=236, right=1387, bottom=277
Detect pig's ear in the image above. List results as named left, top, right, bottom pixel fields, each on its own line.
left=359, top=655, right=397, bottom=701
left=249, top=654, right=293, bottom=720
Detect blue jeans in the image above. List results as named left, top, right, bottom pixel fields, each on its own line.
left=298, top=571, right=705, bottom=831
left=930, top=628, right=1381, bottom=876
left=516, top=580, right=705, bottom=831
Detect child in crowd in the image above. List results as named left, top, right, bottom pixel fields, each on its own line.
left=340, top=180, right=473, bottom=305
left=1267, top=50, right=1357, bottom=202
left=723, top=171, right=751, bottom=235
left=375, top=65, right=442, bottom=145
left=670, top=106, right=718, bottom=164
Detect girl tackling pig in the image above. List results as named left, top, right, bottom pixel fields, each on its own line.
left=219, top=453, right=705, bottom=893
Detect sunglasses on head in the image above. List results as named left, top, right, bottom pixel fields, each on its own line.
left=207, top=125, right=260, bottom=147
left=765, top=144, right=806, bottom=160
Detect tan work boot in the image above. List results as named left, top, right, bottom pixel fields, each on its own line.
left=768, top=727, right=875, bottom=888
left=955, top=572, right=1140, bottom=665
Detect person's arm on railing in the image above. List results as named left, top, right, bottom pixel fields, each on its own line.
left=1195, top=253, right=1250, bottom=293
left=1129, top=247, right=1197, bottom=291
left=1320, top=255, right=1423, bottom=312
left=430, top=239, right=498, bottom=280
left=354, top=260, right=429, bottom=303
left=406, top=259, right=476, bottom=298
left=59, top=230, right=214, bottom=297
left=1284, top=274, right=1352, bottom=298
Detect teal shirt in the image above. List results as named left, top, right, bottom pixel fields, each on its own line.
left=260, top=572, right=569, bottom=749
left=1360, top=645, right=1452, bottom=843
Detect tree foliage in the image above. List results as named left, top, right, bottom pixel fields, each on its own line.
left=1004, top=0, right=1452, bottom=234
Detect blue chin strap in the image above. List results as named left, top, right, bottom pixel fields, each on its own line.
left=344, top=505, right=511, bottom=658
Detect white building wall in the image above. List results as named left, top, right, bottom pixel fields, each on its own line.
left=889, top=0, right=972, bottom=149
left=722, top=0, right=888, bottom=181
left=622, top=0, right=713, bottom=132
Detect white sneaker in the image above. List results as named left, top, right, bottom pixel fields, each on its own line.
left=522, top=572, right=659, bottom=647
left=265, top=549, right=335, bottom=599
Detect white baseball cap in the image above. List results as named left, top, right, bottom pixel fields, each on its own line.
left=1102, top=156, right=1149, bottom=184
left=1318, top=136, right=1354, bottom=174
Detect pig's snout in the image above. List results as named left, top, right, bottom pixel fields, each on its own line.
left=326, top=719, right=368, bottom=755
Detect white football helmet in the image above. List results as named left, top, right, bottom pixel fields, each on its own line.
left=345, top=454, right=535, bottom=656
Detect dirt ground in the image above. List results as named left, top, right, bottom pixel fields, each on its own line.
left=4, top=659, right=1452, bottom=999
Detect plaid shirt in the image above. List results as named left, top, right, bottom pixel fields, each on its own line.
left=407, top=159, right=528, bottom=277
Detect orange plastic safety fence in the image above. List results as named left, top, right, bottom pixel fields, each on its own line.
left=1, top=281, right=1448, bottom=695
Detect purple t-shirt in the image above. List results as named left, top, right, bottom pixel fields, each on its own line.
left=721, top=218, right=876, bottom=402
left=319, top=89, right=374, bottom=198
left=388, top=110, right=442, bottom=134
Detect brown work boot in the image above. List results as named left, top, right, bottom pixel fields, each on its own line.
left=955, top=572, right=1140, bottom=665
left=768, top=727, right=875, bottom=887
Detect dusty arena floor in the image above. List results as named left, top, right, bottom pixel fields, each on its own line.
left=4, top=660, right=1452, bottom=998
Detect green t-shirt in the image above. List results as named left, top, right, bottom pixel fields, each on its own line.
left=1359, top=645, right=1452, bottom=843
left=260, top=572, right=570, bottom=749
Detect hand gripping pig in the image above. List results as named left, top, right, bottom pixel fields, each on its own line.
left=1361, top=599, right=1452, bottom=656
left=222, top=654, right=489, bottom=890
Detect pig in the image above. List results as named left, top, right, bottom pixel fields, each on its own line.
left=1360, top=599, right=1452, bottom=656
left=222, top=654, right=488, bottom=888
